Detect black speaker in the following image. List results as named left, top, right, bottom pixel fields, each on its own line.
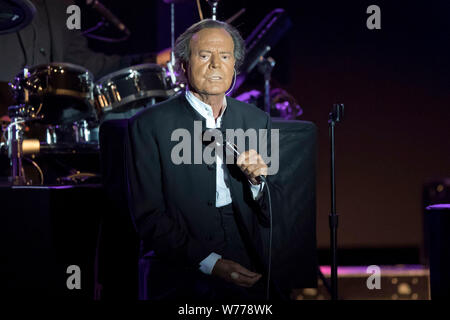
left=426, top=204, right=450, bottom=299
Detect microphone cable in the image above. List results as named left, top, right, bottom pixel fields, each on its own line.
left=258, top=175, right=273, bottom=301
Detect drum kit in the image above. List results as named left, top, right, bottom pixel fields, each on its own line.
left=2, top=60, right=180, bottom=185
left=0, top=0, right=293, bottom=186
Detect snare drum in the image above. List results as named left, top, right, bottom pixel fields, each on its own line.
left=20, top=120, right=100, bottom=154
left=11, top=63, right=95, bottom=124
left=94, top=63, right=175, bottom=118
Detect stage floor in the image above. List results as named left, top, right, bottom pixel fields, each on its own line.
left=293, top=265, right=430, bottom=300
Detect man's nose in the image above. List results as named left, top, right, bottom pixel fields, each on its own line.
left=209, top=53, right=221, bottom=68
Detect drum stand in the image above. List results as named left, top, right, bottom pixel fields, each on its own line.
left=73, top=120, right=91, bottom=144
left=8, top=114, right=26, bottom=185
left=6, top=105, right=41, bottom=186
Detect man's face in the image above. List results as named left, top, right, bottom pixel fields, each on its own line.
left=186, top=28, right=236, bottom=96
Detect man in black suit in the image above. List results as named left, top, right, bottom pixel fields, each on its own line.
left=127, top=19, right=284, bottom=300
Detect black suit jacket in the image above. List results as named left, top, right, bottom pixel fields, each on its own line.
left=126, top=93, right=280, bottom=275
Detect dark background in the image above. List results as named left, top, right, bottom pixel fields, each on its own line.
left=77, top=0, right=449, bottom=255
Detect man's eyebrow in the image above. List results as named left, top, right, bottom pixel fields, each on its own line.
left=198, top=50, right=232, bottom=54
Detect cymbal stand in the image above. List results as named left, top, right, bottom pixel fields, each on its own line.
left=207, top=0, right=220, bottom=20
left=166, top=2, right=177, bottom=85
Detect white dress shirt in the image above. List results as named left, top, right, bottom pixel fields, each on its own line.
left=184, top=90, right=264, bottom=275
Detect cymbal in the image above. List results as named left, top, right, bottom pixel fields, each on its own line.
left=0, top=0, right=36, bottom=35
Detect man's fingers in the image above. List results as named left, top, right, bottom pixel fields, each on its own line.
left=243, top=164, right=268, bottom=182
left=232, top=262, right=260, bottom=278
left=246, top=164, right=266, bottom=175
left=246, top=152, right=261, bottom=165
left=234, top=273, right=262, bottom=287
left=244, top=164, right=258, bottom=174
left=218, top=260, right=262, bottom=287
left=237, top=150, right=260, bottom=166
left=252, top=166, right=268, bottom=177
left=236, top=152, right=249, bottom=166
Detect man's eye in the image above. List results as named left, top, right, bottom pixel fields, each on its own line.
left=222, top=55, right=229, bottom=59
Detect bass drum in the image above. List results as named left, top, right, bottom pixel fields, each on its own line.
left=94, top=63, right=176, bottom=119
left=11, top=62, right=96, bottom=124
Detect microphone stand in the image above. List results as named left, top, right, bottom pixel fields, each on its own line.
left=328, top=103, right=344, bottom=300
left=257, top=55, right=275, bottom=114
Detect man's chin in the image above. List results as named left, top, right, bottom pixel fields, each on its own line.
left=200, top=88, right=228, bottom=96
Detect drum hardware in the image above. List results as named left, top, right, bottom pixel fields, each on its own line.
left=166, top=61, right=177, bottom=86
left=22, top=156, right=44, bottom=185
left=206, top=0, right=220, bottom=20
left=42, top=120, right=97, bottom=145
left=7, top=114, right=26, bottom=185
left=94, top=63, right=176, bottom=118
left=5, top=105, right=41, bottom=185
left=4, top=95, right=45, bottom=121
left=6, top=63, right=99, bottom=166
left=45, top=125, right=57, bottom=145
left=11, top=63, right=96, bottom=125
left=56, top=171, right=100, bottom=185
left=3, top=104, right=100, bottom=185
left=170, top=1, right=175, bottom=66
left=73, top=120, right=91, bottom=144
left=160, top=0, right=184, bottom=82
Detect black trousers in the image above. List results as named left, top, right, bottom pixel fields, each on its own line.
left=145, top=204, right=287, bottom=301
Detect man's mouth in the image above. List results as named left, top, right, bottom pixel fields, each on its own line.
left=208, top=76, right=222, bottom=80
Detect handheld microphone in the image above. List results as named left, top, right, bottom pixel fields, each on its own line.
left=86, top=0, right=130, bottom=35
left=203, top=128, right=265, bottom=184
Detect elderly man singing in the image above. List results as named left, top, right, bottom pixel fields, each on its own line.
left=127, top=19, right=284, bottom=301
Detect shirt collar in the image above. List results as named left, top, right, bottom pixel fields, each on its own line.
left=185, top=88, right=227, bottom=123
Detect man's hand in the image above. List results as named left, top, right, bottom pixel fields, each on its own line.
left=211, top=258, right=262, bottom=288
left=237, top=149, right=268, bottom=185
